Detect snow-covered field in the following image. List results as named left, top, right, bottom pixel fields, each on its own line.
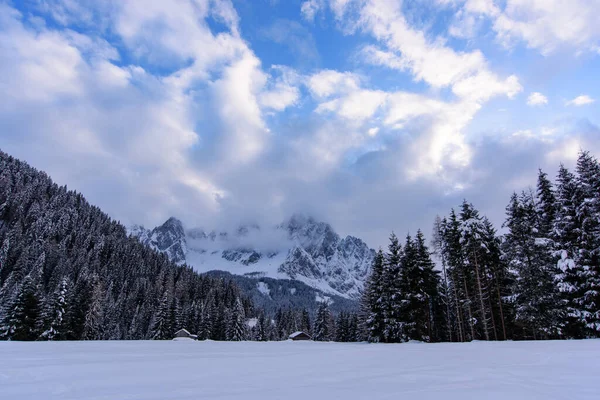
left=1, top=340, right=598, bottom=400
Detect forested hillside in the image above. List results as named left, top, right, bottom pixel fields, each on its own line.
left=0, top=150, right=253, bottom=341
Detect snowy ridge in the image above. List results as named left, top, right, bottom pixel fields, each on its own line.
left=130, top=215, right=375, bottom=299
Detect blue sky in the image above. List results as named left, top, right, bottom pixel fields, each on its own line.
left=1, top=0, right=599, bottom=246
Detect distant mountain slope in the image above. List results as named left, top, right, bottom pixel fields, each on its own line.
left=205, top=271, right=359, bottom=315
left=131, top=215, right=375, bottom=299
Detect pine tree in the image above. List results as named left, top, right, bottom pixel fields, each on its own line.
left=40, top=278, right=70, bottom=340
left=362, top=249, right=385, bottom=342
left=255, top=312, right=268, bottom=341
left=536, top=169, right=557, bottom=238
left=227, top=298, right=247, bottom=341
left=313, top=301, right=331, bottom=341
left=445, top=210, right=472, bottom=341
left=574, top=151, right=600, bottom=335
left=503, top=192, right=564, bottom=339
left=459, top=202, right=491, bottom=341
left=83, top=279, right=105, bottom=340
left=335, top=312, right=349, bottom=342
left=412, top=230, right=442, bottom=342
left=383, top=233, right=403, bottom=342
left=151, top=291, right=173, bottom=340
left=1, top=276, right=41, bottom=341
left=481, top=218, right=512, bottom=341
left=300, top=309, right=311, bottom=336
left=431, top=216, right=454, bottom=342
left=197, top=300, right=213, bottom=340
left=554, top=164, right=587, bottom=337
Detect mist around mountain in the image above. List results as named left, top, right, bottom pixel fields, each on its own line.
left=130, top=214, right=375, bottom=300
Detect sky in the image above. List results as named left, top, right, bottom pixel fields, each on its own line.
left=1, top=0, right=599, bottom=248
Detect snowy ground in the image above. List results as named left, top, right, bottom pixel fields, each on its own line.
left=1, top=340, right=598, bottom=400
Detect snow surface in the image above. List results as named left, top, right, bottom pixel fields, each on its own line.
left=1, top=340, right=598, bottom=400
left=256, top=281, right=271, bottom=298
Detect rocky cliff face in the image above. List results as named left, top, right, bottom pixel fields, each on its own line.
left=130, top=215, right=374, bottom=299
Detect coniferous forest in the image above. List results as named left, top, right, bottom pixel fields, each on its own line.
left=362, top=150, right=600, bottom=342
left=1, top=149, right=599, bottom=343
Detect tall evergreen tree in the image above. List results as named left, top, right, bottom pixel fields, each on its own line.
left=228, top=297, right=247, bottom=341
left=151, top=291, right=173, bottom=340
left=412, top=230, right=443, bottom=342
left=554, top=164, right=587, bottom=337
left=431, top=216, right=454, bottom=342
left=40, top=278, right=70, bottom=340
left=459, top=202, right=492, bottom=341
left=503, top=192, right=564, bottom=339
left=383, top=233, right=403, bottom=342
left=1, top=276, right=41, bottom=341
left=362, top=249, right=385, bottom=342
left=313, top=301, right=331, bottom=341
left=574, top=151, right=600, bottom=335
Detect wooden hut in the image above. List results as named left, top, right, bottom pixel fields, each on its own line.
left=288, top=331, right=312, bottom=341
left=173, top=328, right=197, bottom=341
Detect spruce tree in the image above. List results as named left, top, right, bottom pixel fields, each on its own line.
left=459, top=202, right=491, bottom=341
left=413, top=230, right=442, bottom=342
left=383, top=233, right=403, bottom=342
left=554, top=164, right=587, bottom=337
left=227, top=298, right=247, bottom=341
left=151, top=291, right=173, bottom=340
left=83, top=279, right=105, bottom=340
left=313, top=301, right=331, bottom=341
left=1, top=276, right=41, bottom=341
left=503, top=192, right=564, bottom=339
left=362, top=249, right=385, bottom=342
left=431, top=216, right=454, bottom=342
left=40, top=278, right=70, bottom=340
left=481, top=218, right=512, bottom=341
left=255, top=312, right=268, bottom=341
left=300, top=309, right=311, bottom=336
left=574, top=151, right=600, bottom=335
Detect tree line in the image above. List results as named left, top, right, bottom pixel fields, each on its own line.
left=361, top=150, right=600, bottom=342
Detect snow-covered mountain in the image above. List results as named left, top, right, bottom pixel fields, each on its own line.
left=129, top=215, right=374, bottom=299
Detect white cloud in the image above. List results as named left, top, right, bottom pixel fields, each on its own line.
left=367, top=127, right=379, bottom=137
left=566, top=95, right=595, bottom=106
left=443, top=0, right=600, bottom=55
left=527, top=92, right=548, bottom=106
left=307, top=70, right=361, bottom=98
left=4, top=0, right=599, bottom=248
left=317, top=0, right=521, bottom=181
left=315, top=89, right=387, bottom=121
left=0, top=1, right=302, bottom=227
left=300, top=0, right=323, bottom=22
left=210, top=51, right=270, bottom=164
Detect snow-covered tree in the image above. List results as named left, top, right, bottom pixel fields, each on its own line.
left=1, top=276, right=41, bottom=341
left=40, top=278, right=70, bottom=340
left=574, top=151, right=600, bottom=335
left=151, top=291, right=173, bottom=340
left=313, top=301, right=332, bottom=341
left=503, top=192, right=564, bottom=339
left=553, top=164, right=587, bottom=337
left=227, top=298, right=247, bottom=341
left=362, top=249, right=386, bottom=342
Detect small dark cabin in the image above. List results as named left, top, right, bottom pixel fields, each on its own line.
left=173, top=328, right=197, bottom=340
left=289, top=331, right=312, bottom=341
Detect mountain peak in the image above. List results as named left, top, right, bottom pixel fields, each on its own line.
left=131, top=214, right=374, bottom=299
